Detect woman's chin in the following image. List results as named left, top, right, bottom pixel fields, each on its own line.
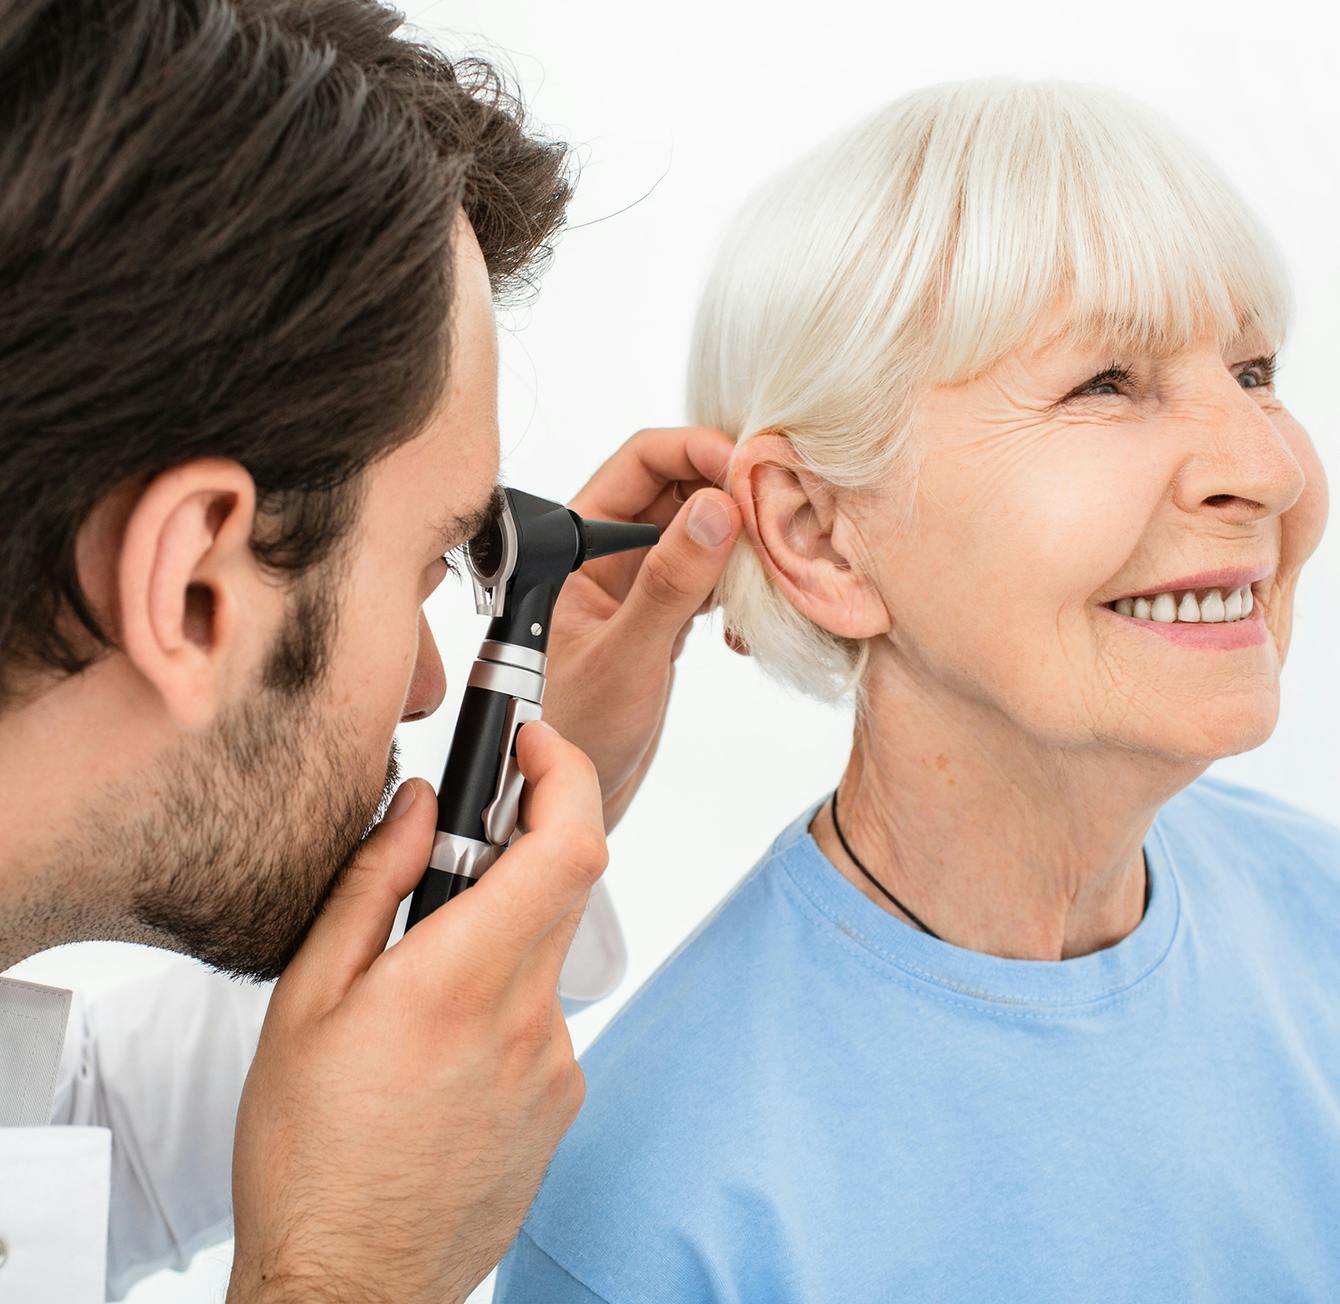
left=1140, top=702, right=1280, bottom=764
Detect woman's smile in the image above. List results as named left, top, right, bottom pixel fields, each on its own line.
left=1097, top=587, right=1270, bottom=648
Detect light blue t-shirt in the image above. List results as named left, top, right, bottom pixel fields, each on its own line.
left=495, top=773, right=1340, bottom=1303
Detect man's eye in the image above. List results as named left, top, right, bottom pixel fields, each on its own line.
left=426, top=554, right=463, bottom=598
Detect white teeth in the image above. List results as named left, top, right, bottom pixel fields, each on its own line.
left=1107, top=586, right=1256, bottom=624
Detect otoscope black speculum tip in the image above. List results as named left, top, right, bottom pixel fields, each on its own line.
left=571, top=511, right=661, bottom=568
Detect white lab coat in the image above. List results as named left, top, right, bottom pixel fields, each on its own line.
left=0, top=881, right=625, bottom=1302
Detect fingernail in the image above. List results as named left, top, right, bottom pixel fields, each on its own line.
left=385, top=782, right=418, bottom=822
left=687, top=496, right=731, bottom=548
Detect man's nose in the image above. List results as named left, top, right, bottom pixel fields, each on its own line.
left=401, top=611, right=447, bottom=722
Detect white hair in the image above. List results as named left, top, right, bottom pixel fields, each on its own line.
left=686, top=77, right=1293, bottom=709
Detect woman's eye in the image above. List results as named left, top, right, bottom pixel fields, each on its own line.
left=1082, top=379, right=1123, bottom=397
left=1068, top=364, right=1134, bottom=401
left=1238, top=354, right=1279, bottom=390
left=1065, top=353, right=1279, bottom=404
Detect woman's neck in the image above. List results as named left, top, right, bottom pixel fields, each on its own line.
left=809, top=671, right=1204, bottom=961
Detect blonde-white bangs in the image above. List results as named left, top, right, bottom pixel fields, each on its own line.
left=686, top=76, right=1293, bottom=706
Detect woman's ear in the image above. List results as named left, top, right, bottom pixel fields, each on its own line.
left=728, top=433, right=890, bottom=641
left=90, top=459, right=272, bottom=731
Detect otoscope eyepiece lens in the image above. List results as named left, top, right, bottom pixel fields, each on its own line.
left=467, top=519, right=504, bottom=578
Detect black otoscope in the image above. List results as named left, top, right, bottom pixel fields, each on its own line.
left=404, top=487, right=660, bottom=927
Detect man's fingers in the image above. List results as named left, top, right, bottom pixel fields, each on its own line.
left=394, top=722, right=608, bottom=992
left=635, top=478, right=701, bottom=536
left=485, top=723, right=608, bottom=950
left=576, top=479, right=724, bottom=607
left=278, top=778, right=438, bottom=1009
left=613, top=487, right=741, bottom=652
left=568, top=427, right=736, bottom=522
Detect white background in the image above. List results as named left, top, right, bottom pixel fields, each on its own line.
left=8, top=1, right=1337, bottom=1299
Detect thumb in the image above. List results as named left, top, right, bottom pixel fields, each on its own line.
left=618, top=488, right=740, bottom=647
left=277, top=777, right=438, bottom=1008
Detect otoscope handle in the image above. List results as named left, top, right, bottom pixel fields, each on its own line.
left=405, top=655, right=544, bottom=929
left=404, top=865, right=479, bottom=922
left=438, top=683, right=519, bottom=838
left=403, top=482, right=655, bottom=932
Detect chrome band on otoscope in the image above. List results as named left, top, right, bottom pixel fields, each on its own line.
left=427, top=829, right=503, bottom=881
left=479, top=639, right=548, bottom=676
left=465, top=659, right=545, bottom=704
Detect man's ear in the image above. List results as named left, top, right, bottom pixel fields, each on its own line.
left=107, top=459, right=266, bottom=731
left=726, top=433, right=890, bottom=642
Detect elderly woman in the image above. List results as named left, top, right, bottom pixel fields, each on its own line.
left=494, top=77, right=1339, bottom=1302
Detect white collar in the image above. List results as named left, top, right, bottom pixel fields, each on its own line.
left=0, top=974, right=72, bottom=1126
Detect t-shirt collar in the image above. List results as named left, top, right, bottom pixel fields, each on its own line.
left=771, top=791, right=1181, bottom=1009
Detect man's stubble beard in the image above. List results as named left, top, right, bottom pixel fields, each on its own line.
left=126, top=569, right=404, bottom=982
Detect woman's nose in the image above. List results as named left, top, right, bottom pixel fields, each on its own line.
left=401, top=610, right=447, bottom=722
left=1172, top=375, right=1306, bottom=524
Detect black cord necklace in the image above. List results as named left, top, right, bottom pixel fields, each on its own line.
left=828, top=784, right=1150, bottom=943
left=830, top=783, right=943, bottom=939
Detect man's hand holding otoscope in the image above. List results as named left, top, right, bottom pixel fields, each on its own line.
left=407, top=425, right=739, bottom=920
left=227, top=428, right=741, bottom=1304
left=403, top=485, right=660, bottom=918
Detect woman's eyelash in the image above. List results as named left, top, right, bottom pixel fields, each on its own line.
left=1064, top=352, right=1279, bottom=402
left=441, top=551, right=464, bottom=578
left=1070, top=361, right=1135, bottom=399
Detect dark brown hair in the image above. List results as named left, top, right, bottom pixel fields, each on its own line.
left=0, top=0, right=573, bottom=707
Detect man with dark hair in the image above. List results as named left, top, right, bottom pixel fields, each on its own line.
left=0, top=1, right=741, bottom=1300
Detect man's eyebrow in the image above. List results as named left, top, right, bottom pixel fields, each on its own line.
left=432, top=482, right=506, bottom=555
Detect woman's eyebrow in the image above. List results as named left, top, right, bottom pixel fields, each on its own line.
left=432, top=482, right=506, bottom=554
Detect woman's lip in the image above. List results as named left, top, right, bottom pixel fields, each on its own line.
left=1098, top=597, right=1268, bottom=648
left=1102, top=564, right=1274, bottom=604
